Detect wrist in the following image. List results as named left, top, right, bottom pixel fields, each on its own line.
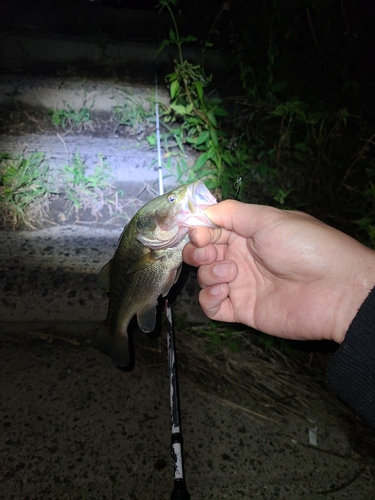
left=333, top=244, right=375, bottom=344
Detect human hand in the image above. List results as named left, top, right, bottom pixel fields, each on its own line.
left=183, top=200, right=375, bottom=344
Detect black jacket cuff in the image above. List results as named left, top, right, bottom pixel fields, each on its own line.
left=326, top=287, right=375, bottom=428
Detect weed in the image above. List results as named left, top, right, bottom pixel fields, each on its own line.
left=193, top=321, right=243, bottom=355
left=112, top=90, right=155, bottom=138
left=257, top=333, right=302, bottom=358
left=50, top=105, right=93, bottom=132
left=61, top=153, right=122, bottom=220
left=0, top=150, right=126, bottom=228
left=157, top=0, right=240, bottom=200
left=155, top=0, right=375, bottom=248
left=0, top=152, right=50, bottom=229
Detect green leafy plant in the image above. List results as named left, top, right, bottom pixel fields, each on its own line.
left=50, top=105, right=93, bottom=132
left=256, top=332, right=302, bottom=358
left=0, top=152, right=50, bottom=229
left=194, top=321, right=243, bottom=355
left=154, top=0, right=375, bottom=248
left=61, top=152, right=122, bottom=219
left=112, top=90, right=155, bottom=137
left=224, top=1, right=375, bottom=247
left=157, top=0, right=243, bottom=200
left=231, top=77, right=375, bottom=229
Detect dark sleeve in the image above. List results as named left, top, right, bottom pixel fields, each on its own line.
left=326, top=287, right=375, bottom=428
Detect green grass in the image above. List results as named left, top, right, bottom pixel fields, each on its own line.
left=61, top=152, right=122, bottom=219
left=50, top=105, right=93, bottom=132
left=0, top=152, right=51, bottom=229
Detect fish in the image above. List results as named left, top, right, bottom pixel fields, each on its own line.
left=93, top=180, right=217, bottom=367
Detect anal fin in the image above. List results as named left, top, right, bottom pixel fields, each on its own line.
left=137, top=306, right=157, bottom=333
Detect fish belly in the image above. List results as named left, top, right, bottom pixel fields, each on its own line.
left=95, top=247, right=182, bottom=367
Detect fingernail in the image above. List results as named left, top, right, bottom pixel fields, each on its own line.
left=189, top=228, right=197, bottom=243
left=194, top=247, right=207, bottom=261
left=210, top=284, right=222, bottom=296
left=213, top=262, right=231, bottom=278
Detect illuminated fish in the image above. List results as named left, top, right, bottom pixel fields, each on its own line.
left=93, top=180, right=217, bottom=367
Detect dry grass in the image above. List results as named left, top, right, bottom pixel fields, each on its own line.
left=138, top=323, right=375, bottom=461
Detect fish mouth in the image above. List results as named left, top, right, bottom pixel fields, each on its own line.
left=183, top=181, right=218, bottom=227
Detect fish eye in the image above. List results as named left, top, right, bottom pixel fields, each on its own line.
left=168, top=194, right=176, bottom=203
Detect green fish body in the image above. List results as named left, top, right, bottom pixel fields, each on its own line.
left=93, top=181, right=217, bottom=367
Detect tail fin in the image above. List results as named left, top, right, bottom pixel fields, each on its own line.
left=93, top=323, right=130, bottom=368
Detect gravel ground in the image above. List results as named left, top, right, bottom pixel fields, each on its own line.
left=1, top=333, right=373, bottom=500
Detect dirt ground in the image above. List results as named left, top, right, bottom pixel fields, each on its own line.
left=1, top=326, right=374, bottom=500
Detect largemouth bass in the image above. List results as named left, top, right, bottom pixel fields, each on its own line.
left=93, top=180, right=217, bottom=367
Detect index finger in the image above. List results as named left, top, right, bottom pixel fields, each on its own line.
left=189, top=225, right=229, bottom=247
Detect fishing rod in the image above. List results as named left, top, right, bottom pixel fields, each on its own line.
left=155, top=72, right=164, bottom=196
left=155, top=73, right=191, bottom=500
left=166, top=299, right=190, bottom=500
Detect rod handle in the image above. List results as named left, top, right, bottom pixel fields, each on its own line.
left=171, top=479, right=191, bottom=500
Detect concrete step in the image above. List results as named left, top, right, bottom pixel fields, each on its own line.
left=0, top=74, right=198, bottom=197
left=0, top=74, right=170, bottom=112
left=0, top=224, right=207, bottom=334
left=0, top=133, right=181, bottom=193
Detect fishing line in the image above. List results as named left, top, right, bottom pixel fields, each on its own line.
left=155, top=73, right=164, bottom=196
left=155, top=73, right=191, bottom=500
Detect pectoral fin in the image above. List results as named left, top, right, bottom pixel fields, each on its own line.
left=137, top=306, right=157, bottom=333
left=127, top=251, right=164, bottom=274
